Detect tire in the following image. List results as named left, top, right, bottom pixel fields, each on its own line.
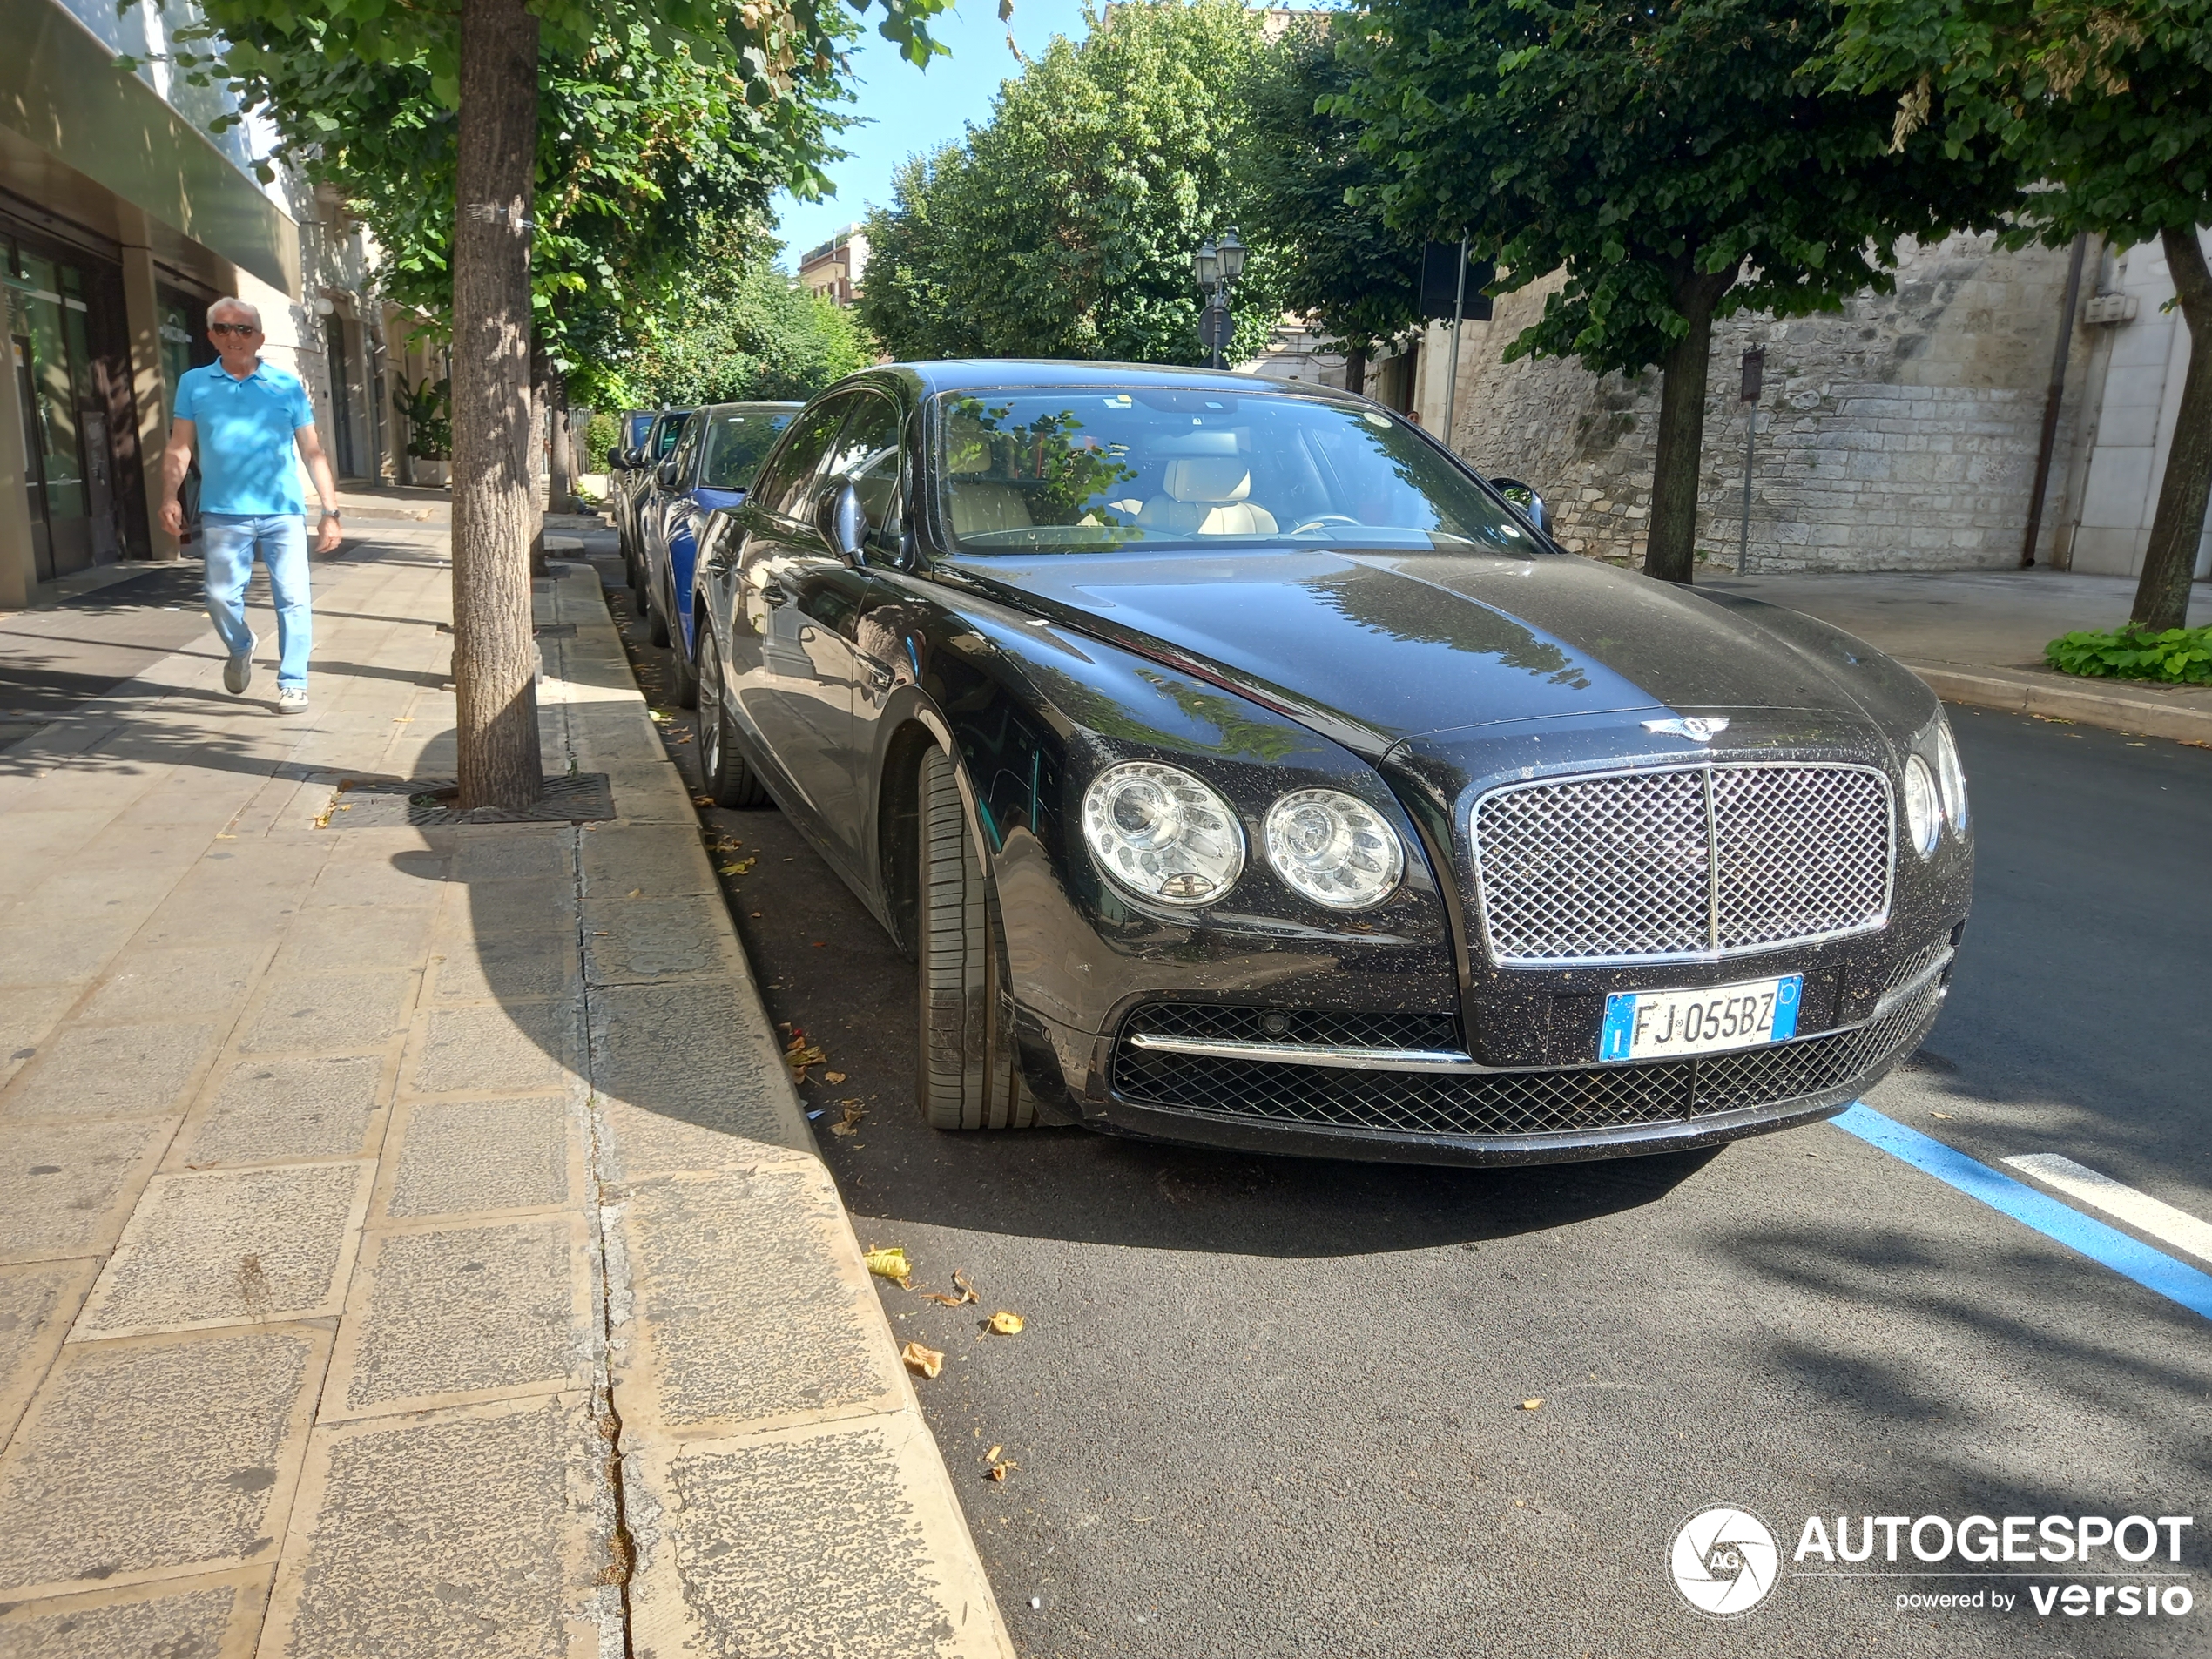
left=666, top=580, right=698, bottom=708
left=644, top=562, right=671, bottom=646
left=917, top=746, right=1038, bottom=1130
left=698, top=626, right=773, bottom=808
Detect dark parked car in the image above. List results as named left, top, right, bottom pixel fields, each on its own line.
left=611, top=408, right=691, bottom=587
left=605, top=408, right=658, bottom=550
left=687, top=361, right=1973, bottom=1163
left=635, top=401, right=800, bottom=704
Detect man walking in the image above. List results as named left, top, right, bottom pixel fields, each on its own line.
left=160, top=298, right=343, bottom=713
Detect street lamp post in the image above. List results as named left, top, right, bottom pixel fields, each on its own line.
left=1192, top=227, right=1244, bottom=369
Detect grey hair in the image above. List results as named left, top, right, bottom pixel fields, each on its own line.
left=207, top=296, right=263, bottom=328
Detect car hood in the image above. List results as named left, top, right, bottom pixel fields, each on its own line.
left=961, top=547, right=1892, bottom=751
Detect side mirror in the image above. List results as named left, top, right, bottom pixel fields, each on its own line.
left=604, top=446, right=623, bottom=471
left=1490, top=476, right=1548, bottom=535
left=826, top=482, right=866, bottom=561
left=657, top=460, right=680, bottom=489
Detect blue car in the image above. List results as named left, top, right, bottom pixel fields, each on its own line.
left=637, top=401, right=801, bottom=704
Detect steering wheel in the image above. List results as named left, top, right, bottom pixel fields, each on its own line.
left=1289, top=514, right=1361, bottom=536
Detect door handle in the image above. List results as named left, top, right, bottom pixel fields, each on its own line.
left=864, top=660, right=894, bottom=691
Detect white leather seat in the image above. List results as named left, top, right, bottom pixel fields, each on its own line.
left=948, top=482, right=1034, bottom=537
left=1136, top=458, right=1278, bottom=536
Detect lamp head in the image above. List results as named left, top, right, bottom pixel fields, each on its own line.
left=1217, top=226, right=1246, bottom=282
left=1192, top=239, right=1219, bottom=287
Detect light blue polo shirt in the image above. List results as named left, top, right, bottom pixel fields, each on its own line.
left=174, top=361, right=315, bottom=516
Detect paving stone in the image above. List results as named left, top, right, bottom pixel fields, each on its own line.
left=0, top=921, right=136, bottom=988
left=383, top=1097, right=572, bottom=1218
left=590, top=981, right=808, bottom=1161
left=78, top=945, right=268, bottom=1024
left=429, top=934, right=580, bottom=1004
left=628, top=1418, right=1011, bottom=1659
left=260, top=1394, right=608, bottom=1659
left=1, top=1022, right=219, bottom=1123
left=443, top=878, right=579, bottom=944
left=75, top=1162, right=370, bottom=1338
left=0, top=1259, right=97, bottom=1446
left=0, top=1569, right=263, bottom=1659
left=578, top=825, right=714, bottom=900
left=408, top=1003, right=575, bottom=1096
left=611, top=1165, right=902, bottom=1440
left=275, top=905, right=437, bottom=970
left=581, top=900, right=737, bottom=986
left=439, top=829, right=577, bottom=886
left=306, top=852, right=449, bottom=909
left=178, top=1055, right=388, bottom=1167
left=240, top=971, right=417, bottom=1055
left=0, top=1120, right=171, bottom=1264
left=327, top=1218, right=590, bottom=1418
left=0, top=986, right=79, bottom=1089
left=0, top=1327, right=323, bottom=1596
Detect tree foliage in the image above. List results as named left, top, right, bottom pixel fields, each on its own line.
left=1236, top=13, right=1423, bottom=355
left=616, top=228, right=873, bottom=406
left=1333, top=0, right=2023, bottom=581
left=857, top=0, right=1282, bottom=365
left=1829, top=0, right=2212, bottom=627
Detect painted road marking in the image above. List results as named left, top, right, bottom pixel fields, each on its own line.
left=2003, top=1153, right=2212, bottom=1268
left=1831, top=1104, right=2212, bottom=1323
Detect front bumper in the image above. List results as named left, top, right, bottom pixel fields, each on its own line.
left=1022, top=941, right=1952, bottom=1168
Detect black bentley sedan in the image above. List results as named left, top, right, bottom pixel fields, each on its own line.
left=687, top=361, right=1973, bottom=1165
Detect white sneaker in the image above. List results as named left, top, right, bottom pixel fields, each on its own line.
left=277, top=686, right=309, bottom=715
left=223, top=635, right=257, bottom=695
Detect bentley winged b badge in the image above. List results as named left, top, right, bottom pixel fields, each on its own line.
left=1642, top=717, right=1731, bottom=742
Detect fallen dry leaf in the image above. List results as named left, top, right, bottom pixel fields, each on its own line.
left=921, top=1273, right=979, bottom=1308
left=866, top=1247, right=912, bottom=1285
left=985, top=1460, right=1015, bottom=1481
left=1519, top=1399, right=1544, bottom=1412
left=824, top=1070, right=846, bottom=1084
left=900, top=1341, right=944, bottom=1379
left=830, top=1101, right=866, bottom=1137
left=718, top=858, right=757, bottom=874
left=626, top=887, right=644, bottom=899
left=1930, top=1109, right=1954, bottom=1119
left=985, top=1445, right=1002, bottom=1461
left=988, top=1311, right=1026, bottom=1336
left=2181, top=739, right=2211, bottom=751
left=2030, top=713, right=2074, bottom=725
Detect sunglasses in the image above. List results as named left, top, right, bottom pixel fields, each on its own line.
left=209, top=322, right=260, bottom=336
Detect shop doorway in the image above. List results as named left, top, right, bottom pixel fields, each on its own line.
left=7, top=253, right=105, bottom=579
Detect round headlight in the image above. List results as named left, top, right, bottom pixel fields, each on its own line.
left=1082, top=761, right=1245, bottom=906
left=1932, top=720, right=1968, bottom=830
left=1902, top=754, right=1939, bottom=858
left=1264, top=788, right=1406, bottom=909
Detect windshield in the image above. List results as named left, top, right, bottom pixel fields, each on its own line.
left=699, top=408, right=795, bottom=490
left=934, top=388, right=1541, bottom=556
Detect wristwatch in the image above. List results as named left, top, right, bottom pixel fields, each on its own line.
left=320, top=508, right=341, bottom=520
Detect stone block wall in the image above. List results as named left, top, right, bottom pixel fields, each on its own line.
left=1417, top=233, right=2091, bottom=574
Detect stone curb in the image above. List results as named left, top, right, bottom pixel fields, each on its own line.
left=541, top=562, right=1017, bottom=1659
left=1905, top=659, right=2212, bottom=743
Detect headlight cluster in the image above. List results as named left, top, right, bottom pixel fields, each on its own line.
left=1081, top=763, right=1406, bottom=912
left=1902, top=716, right=1969, bottom=859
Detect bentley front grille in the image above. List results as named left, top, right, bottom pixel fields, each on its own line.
left=1473, top=764, right=1892, bottom=966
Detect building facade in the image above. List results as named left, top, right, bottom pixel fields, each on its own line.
left=798, top=225, right=867, bottom=309
left=1399, top=229, right=2211, bottom=581
left=0, top=0, right=420, bottom=609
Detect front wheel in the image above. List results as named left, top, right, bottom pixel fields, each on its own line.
left=916, top=746, right=1037, bottom=1130
left=698, top=626, right=773, bottom=808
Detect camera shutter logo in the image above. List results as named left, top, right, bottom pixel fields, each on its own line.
left=1671, top=1506, right=1780, bottom=1616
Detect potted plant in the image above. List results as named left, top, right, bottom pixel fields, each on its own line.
left=394, top=376, right=454, bottom=486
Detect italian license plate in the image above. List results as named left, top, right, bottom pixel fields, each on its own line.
left=1598, top=974, right=1802, bottom=1062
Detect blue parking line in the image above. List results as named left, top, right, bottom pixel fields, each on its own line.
left=1832, top=1103, right=2212, bottom=1323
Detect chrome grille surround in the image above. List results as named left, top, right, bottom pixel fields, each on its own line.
left=1472, top=762, right=1894, bottom=967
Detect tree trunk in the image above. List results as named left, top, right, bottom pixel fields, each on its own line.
left=2130, top=226, right=2212, bottom=632
left=1643, top=266, right=1738, bottom=584
left=1345, top=347, right=1366, bottom=399
left=548, top=373, right=571, bottom=515
left=451, top=0, right=543, bottom=810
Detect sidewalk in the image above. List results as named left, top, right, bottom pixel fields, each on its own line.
left=1703, top=567, right=2212, bottom=741
left=0, top=527, right=1010, bottom=1655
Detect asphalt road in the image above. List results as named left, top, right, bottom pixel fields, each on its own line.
left=597, top=549, right=2211, bottom=1658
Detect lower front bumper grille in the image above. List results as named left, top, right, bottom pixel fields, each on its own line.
left=1110, top=978, right=1942, bottom=1141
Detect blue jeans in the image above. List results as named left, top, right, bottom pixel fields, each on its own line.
left=202, top=514, right=312, bottom=689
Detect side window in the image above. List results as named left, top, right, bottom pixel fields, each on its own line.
left=825, top=393, right=904, bottom=556
left=669, top=416, right=703, bottom=483
left=655, top=413, right=690, bottom=459
left=753, top=397, right=850, bottom=522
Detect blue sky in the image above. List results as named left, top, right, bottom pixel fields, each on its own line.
left=772, top=0, right=1098, bottom=264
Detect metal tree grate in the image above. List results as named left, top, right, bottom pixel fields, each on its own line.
left=321, top=772, right=615, bottom=827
